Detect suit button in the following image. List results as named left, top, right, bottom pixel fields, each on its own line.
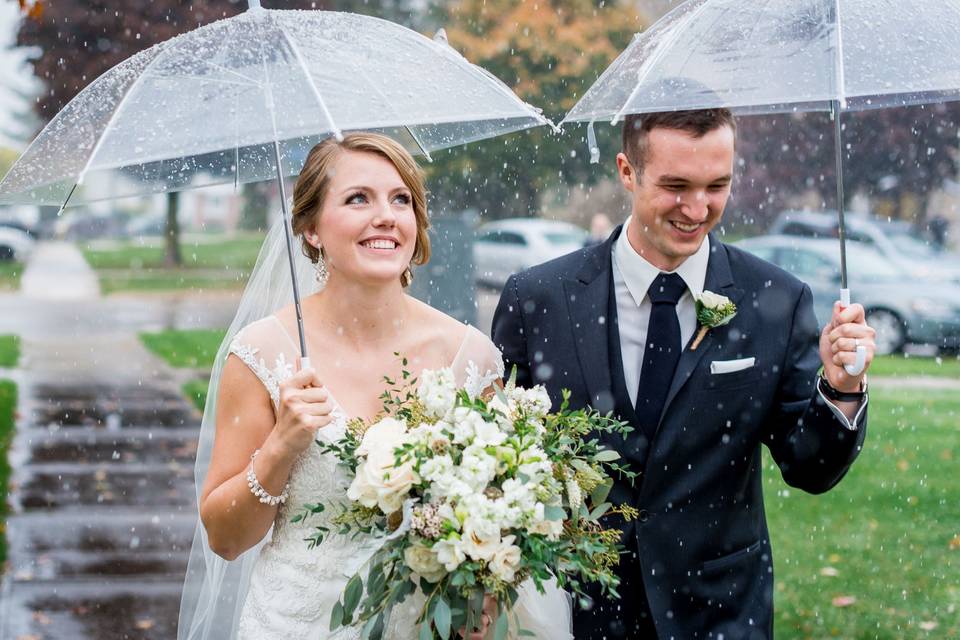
left=638, top=509, right=650, bottom=523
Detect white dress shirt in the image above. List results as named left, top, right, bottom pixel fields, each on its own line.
left=613, top=215, right=710, bottom=407
left=611, top=216, right=865, bottom=429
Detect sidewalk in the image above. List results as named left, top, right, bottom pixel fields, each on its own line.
left=0, top=245, right=237, bottom=640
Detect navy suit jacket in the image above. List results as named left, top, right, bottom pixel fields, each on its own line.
left=491, top=227, right=868, bottom=639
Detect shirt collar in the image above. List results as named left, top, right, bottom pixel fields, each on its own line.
left=613, top=215, right=711, bottom=307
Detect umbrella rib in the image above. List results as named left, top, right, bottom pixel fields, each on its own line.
left=612, top=0, right=714, bottom=124
left=832, top=0, right=847, bottom=107
left=75, top=44, right=173, bottom=188
left=272, top=18, right=342, bottom=140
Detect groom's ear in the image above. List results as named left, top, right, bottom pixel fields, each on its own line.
left=616, top=152, right=636, bottom=192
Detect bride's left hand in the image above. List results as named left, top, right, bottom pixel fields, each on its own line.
left=458, top=594, right=497, bottom=640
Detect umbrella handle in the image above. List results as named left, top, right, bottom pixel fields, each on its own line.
left=839, top=288, right=867, bottom=376
left=300, top=357, right=312, bottom=371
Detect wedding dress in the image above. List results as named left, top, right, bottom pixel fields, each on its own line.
left=226, top=315, right=573, bottom=639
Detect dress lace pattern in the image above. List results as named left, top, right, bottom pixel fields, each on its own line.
left=229, top=317, right=507, bottom=639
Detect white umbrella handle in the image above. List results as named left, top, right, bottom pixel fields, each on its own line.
left=839, top=288, right=866, bottom=376
left=300, top=357, right=312, bottom=371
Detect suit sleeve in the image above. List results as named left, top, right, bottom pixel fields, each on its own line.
left=764, top=283, right=868, bottom=494
left=491, top=274, right=532, bottom=389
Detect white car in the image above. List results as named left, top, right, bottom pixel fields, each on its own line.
left=0, top=224, right=36, bottom=262
left=473, top=218, right=588, bottom=288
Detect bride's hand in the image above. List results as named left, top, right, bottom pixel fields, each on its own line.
left=458, top=594, right=497, bottom=640
left=269, top=367, right=333, bottom=457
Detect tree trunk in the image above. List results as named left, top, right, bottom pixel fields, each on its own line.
left=164, top=191, right=182, bottom=267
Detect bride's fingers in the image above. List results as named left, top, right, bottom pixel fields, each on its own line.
left=297, top=386, right=329, bottom=405
left=280, top=367, right=318, bottom=394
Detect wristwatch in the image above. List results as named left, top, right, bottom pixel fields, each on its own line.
left=818, top=374, right=866, bottom=402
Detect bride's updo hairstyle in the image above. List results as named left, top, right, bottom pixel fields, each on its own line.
left=291, top=132, right=431, bottom=287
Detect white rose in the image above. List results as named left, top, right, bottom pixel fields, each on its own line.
left=433, top=537, right=466, bottom=571
left=473, top=418, right=507, bottom=447
left=489, top=535, right=522, bottom=582
left=527, top=517, right=563, bottom=541
left=347, top=445, right=418, bottom=514
left=418, top=368, right=458, bottom=418
left=460, top=519, right=501, bottom=562
left=357, top=417, right=408, bottom=457
left=403, top=543, right=447, bottom=583
left=699, top=290, right=730, bottom=309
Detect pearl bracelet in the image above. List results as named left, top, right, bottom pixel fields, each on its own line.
left=246, top=449, right=290, bottom=506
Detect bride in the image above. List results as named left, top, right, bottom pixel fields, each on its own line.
left=177, top=132, right=572, bottom=639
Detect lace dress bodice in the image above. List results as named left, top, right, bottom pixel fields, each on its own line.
left=231, top=316, right=504, bottom=639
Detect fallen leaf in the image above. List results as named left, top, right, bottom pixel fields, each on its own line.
left=820, top=566, right=839, bottom=577
left=828, top=553, right=841, bottom=563
left=949, top=534, right=960, bottom=551
left=135, top=618, right=155, bottom=630
left=832, top=595, right=857, bottom=607
left=30, top=612, right=51, bottom=625
left=896, top=459, right=909, bottom=471
left=919, top=621, right=938, bottom=631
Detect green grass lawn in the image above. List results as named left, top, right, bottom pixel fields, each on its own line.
left=140, top=328, right=227, bottom=369
left=82, top=235, right=264, bottom=293
left=765, top=388, right=959, bottom=638
left=0, top=262, right=22, bottom=291
left=183, top=378, right=211, bottom=412
left=869, top=354, right=960, bottom=379
left=0, top=376, right=16, bottom=569
left=0, top=335, right=19, bottom=368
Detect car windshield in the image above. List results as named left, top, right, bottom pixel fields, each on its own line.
left=887, top=231, right=937, bottom=259
left=544, top=231, right=586, bottom=245
left=844, top=245, right=902, bottom=280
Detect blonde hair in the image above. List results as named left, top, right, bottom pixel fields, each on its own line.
left=291, top=132, right=431, bottom=287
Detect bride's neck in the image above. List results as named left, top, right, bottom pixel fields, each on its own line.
left=310, top=278, right=411, bottom=347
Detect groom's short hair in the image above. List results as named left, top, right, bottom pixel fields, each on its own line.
left=622, top=108, right=736, bottom=175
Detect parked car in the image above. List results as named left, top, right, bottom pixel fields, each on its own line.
left=735, top=235, right=960, bottom=354
left=0, top=224, right=36, bottom=262
left=770, top=210, right=960, bottom=284
left=473, top=218, right=588, bottom=288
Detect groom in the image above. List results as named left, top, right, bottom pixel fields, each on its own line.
left=492, top=108, right=875, bottom=639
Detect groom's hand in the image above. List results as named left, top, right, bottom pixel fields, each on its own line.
left=819, top=301, right=875, bottom=392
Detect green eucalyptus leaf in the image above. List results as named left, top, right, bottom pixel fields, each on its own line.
left=330, top=600, right=344, bottom=631
left=543, top=505, right=566, bottom=521
left=589, top=501, right=612, bottom=520
left=593, top=449, right=621, bottom=462
left=344, top=574, right=363, bottom=617
left=494, top=610, right=509, bottom=640
left=434, top=597, right=452, bottom=639
left=419, top=622, right=433, bottom=640
left=590, top=479, right=612, bottom=505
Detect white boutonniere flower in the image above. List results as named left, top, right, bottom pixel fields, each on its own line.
left=691, top=290, right=737, bottom=351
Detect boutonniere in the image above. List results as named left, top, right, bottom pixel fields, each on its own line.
left=691, top=290, right=737, bottom=351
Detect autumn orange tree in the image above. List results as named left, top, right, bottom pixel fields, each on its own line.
left=426, top=0, right=645, bottom=219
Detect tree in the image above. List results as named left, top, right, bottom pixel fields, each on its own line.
left=16, top=0, right=324, bottom=263
left=424, top=0, right=645, bottom=220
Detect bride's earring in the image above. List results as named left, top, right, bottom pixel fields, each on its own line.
left=314, top=249, right=329, bottom=286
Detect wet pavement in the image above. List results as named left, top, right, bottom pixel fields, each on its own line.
left=1, top=242, right=239, bottom=640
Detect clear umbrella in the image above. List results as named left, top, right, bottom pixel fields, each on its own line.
left=0, top=1, right=551, bottom=361
left=562, top=0, right=960, bottom=374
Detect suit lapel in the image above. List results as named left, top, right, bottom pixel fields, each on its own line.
left=660, top=239, right=745, bottom=423
left=564, top=228, right=621, bottom=415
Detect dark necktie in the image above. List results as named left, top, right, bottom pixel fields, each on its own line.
left=635, top=272, right=687, bottom=437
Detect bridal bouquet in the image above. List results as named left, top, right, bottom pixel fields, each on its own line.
left=299, top=360, right=637, bottom=640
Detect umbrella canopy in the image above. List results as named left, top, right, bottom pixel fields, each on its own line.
left=562, top=0, right=960, bottom=123
left=0, top=6, right=550, bottom=207
left=559, top=0, right=960, bottom=375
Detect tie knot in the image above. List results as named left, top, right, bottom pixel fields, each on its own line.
left=647, top=272, right=686, bottom=305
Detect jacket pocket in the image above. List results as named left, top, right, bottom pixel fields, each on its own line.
left=701, top=540, right=762, bottom=573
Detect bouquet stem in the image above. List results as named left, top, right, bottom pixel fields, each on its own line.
left=690, top=325, right=709, bottom=351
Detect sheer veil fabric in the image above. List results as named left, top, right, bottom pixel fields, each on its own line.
left=178, top=219, right=573, bottom=638
left=178, top=219, right=319, bottom=640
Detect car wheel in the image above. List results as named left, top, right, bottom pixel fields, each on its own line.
left=865, top=308, right=906, bottom=355
left=0, top=245, right=14, bottom=262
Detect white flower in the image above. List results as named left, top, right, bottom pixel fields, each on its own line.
left=528, top=517, right=564, bottom=541
left=417, top=368, right=458, bottom=419
left=458, top=445, right=498, bottom=492
left=698, top=290, right=729, bottom=309
left=347, top=444, right=418, bottom=514
left=518, top=446, right=552, bottom=479
left=357, top=417, right=408, bottom=457
left=419, top=453, right=454, bottom=484
left=507, top=385, right=552, bottom=418
left=472, top=418, right=507, bottom=447
left=450, top=407, right=487, bottom=445
left=460, top=518, right=502, bottom=562
left=437, top=503, right=461, bottom=531
left=433, top=537, right=466, bottom=571
left=489, top=535, right=522, bottom=582
left=403, top=543, right=447, bottom=583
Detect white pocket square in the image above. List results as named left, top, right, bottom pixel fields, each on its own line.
left=710, top=357, right=756, bottom=375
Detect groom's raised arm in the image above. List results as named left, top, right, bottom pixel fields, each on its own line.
left=491, top=273, right=533, bottom=389
left=763, top=284, right=868, bottom=495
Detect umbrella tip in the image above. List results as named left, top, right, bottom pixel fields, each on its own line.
left=248, top=0, right=263, bottom=10
left=433, top=28, right=448, bottom=45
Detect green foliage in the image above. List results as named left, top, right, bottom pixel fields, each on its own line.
left=0, top=262, right=23, bottom=291
left=0, top=336, right=20, bottom=368
left=182, top=378, right=210, bottom=412
left=139, top=328, right=227, bottom=369
left=868, top=354, right=960, bottom=379
left=766, top=388, right=959, bottom=638
left=425, top=0, right=646, bottom=218
left=0, top=380, right=17, bottom=568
